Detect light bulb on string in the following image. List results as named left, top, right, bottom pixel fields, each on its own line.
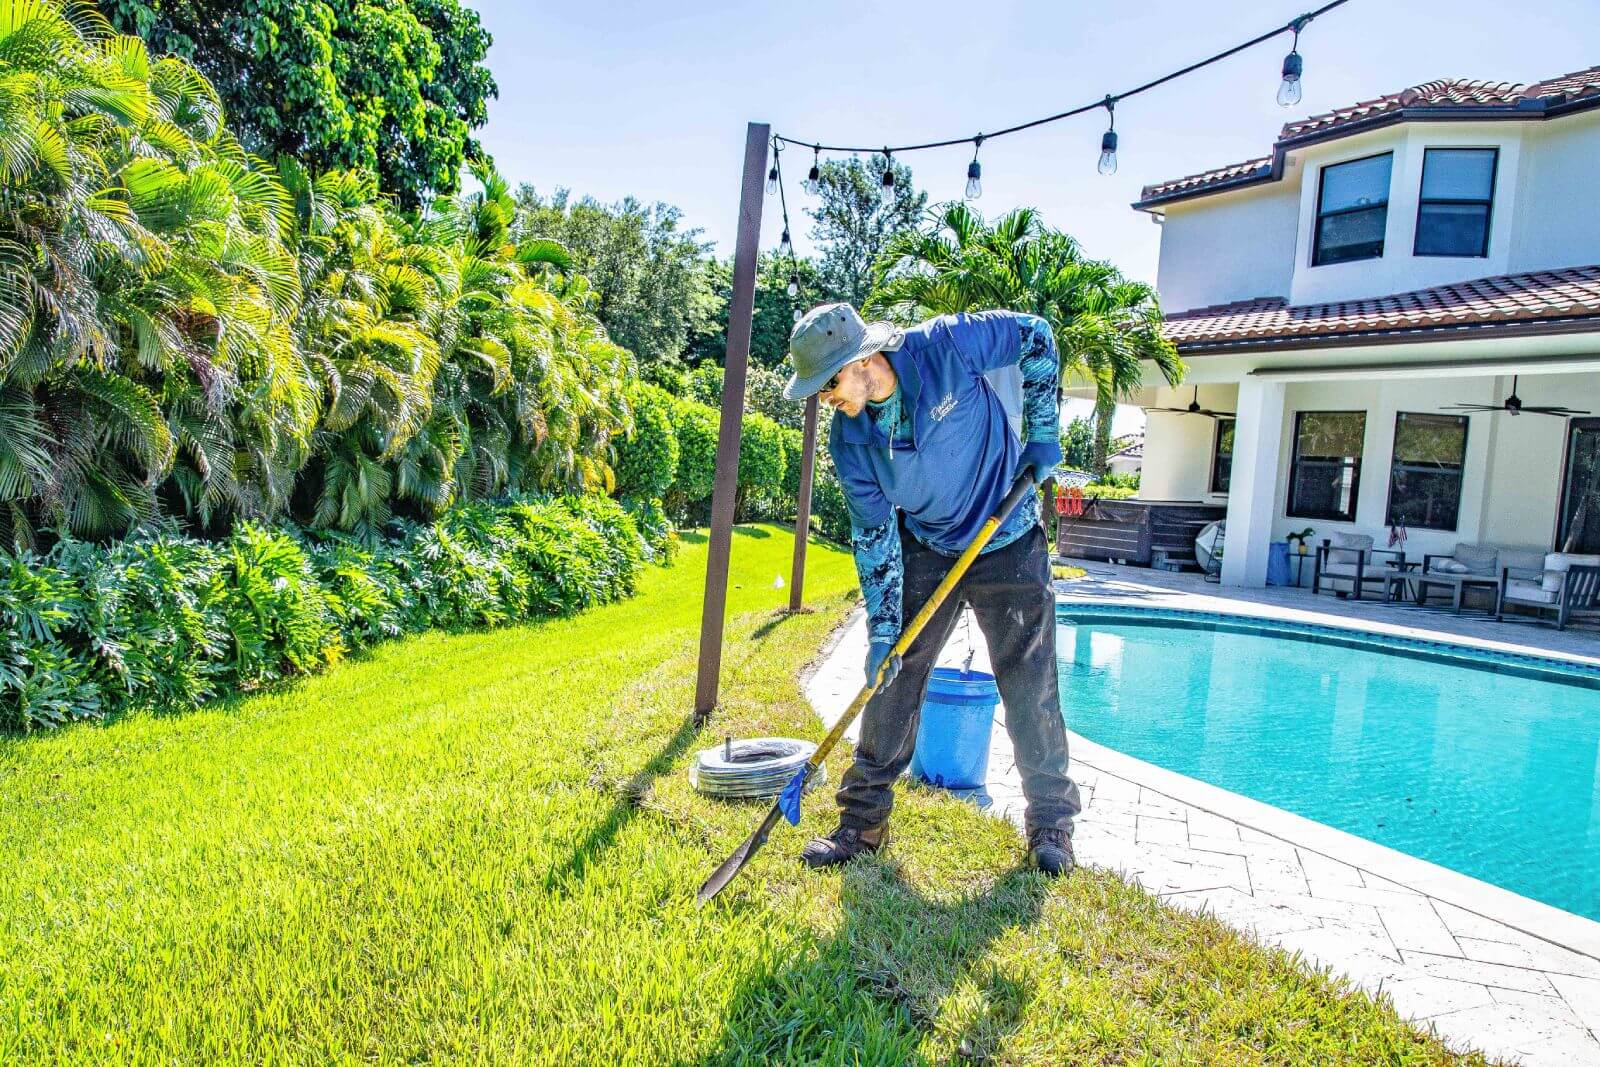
left=802, top=146, right=821, bottom=195
left=965, top=136, right=983, bottom=200
left=1097, top=97, right=1118, bottom=176
left=787, top=274, right=799, bottom=298
left=779, top=228, right=792, bottom=257
left=1277, top=20, right=1307, bottom=107
left=880, top=149, right=896, bottom=202
left=766, top=164, right=779, bottom=196
left=793, top=307, right=804, bottom=323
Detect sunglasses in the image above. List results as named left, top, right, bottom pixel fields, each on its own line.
left=821, top=358, right=863, bottom=394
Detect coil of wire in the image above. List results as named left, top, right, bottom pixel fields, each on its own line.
left=689, top=737, right=826, bottom=801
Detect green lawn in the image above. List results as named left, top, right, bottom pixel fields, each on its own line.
left=0, top=526, right=1484, bottom=1064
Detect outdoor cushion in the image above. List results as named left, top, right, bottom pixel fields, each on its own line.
left=1541, top=553, right=1600, bottom=593
left=1432, top=559, right=1469, bottom=574
left=1328, top=532, right=1372, bottom=566
left=1499, top=548, right=1546, bottom=578
left=1505, top=578, right=1558, bottom=605
left=1452, top=542, right=1498, bottom=576
left=1321, top=561, right=1366, bottom=578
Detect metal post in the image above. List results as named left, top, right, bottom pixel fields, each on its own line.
left=788, top=396, right=819, bottom=611
left=694, top=121, right=769, bottom=720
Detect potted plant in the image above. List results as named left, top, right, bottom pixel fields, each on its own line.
left=1286, top=527, right=1314, bottom=555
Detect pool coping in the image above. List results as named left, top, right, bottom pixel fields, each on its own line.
left=1057, top=599, right=1600, bottom=963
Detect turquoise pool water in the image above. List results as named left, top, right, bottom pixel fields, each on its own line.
left=1056, top=609, right=1600, bottom=921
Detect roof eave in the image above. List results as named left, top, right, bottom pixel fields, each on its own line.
left=1171, top=314, right=1600, bottom=355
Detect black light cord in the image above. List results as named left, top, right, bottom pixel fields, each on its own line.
left=773, top=1, right=1348, bottom=156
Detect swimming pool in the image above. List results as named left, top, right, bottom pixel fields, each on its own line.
left=1056, top=607, right=1600, bottom=921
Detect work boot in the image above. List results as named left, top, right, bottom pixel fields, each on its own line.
left=800, top=823, right=885, bottom=868
left=1027, top=826, right=1076, bottom=878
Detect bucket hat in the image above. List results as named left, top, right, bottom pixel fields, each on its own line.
left=783, top=302, right=904, bottom=401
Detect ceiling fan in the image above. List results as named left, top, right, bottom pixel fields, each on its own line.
left=1443, top=376, right=1590, bottom=418
left=1148, top=387, right=1234, bottom=420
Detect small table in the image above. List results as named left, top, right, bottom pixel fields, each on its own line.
left=1411, top=569, right=1501, bottom=614
left=1381, top=561, right=1420, bottom=604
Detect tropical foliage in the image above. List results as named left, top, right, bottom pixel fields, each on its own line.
left=0, top=494, right=647, bottom=731
left=0, top=3, right=630, bottom=550
left=104, top=0, right=497, bottom=206
left=866, top=204, right=1183, bottom=476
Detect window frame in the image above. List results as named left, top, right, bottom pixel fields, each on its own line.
left=1412, top=147, right=1498, bottom=259
left=1384, top=411, right=1470, bottom=532
left=1287, top=410, right=1366, bottom=522
left=1311, top=151, right=1394, bottom=268
left=1210, top=418, right=1235, bottom=494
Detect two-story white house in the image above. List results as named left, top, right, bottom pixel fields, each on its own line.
left=1119, top=66, right=1600, bottom=589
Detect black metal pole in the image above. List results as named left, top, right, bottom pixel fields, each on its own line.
left=694, top=122, right=769, bottom=721
left=788, top=395, right=819, bottom=611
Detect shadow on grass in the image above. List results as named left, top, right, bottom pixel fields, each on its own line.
left=542, top=711, right=705, bottom=894
left=697, top=857, right=1051, bottom=1063
left=675, top=525, right=778, bottom=548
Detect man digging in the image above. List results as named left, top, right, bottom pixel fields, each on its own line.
left=783, top=303, right=1082, bottom=876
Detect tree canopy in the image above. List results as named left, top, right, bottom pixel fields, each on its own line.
left=104, top=0, right=496, bottom=206
left=805, top=155, right=926, bottom=309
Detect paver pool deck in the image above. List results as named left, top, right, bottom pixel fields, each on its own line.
left=802, top=563, right=1600, bottom=1066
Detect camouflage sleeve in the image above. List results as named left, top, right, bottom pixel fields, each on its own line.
left=850, top=517, right=902, bottom=644
left=1017, top=315, right=1060, bottom=443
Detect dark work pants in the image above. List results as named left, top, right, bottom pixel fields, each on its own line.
left=836, top=521, right=1081, bottom=836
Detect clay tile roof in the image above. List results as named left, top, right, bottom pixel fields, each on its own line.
left=1163, top=265, right=1600, bottom=350
left=1137, top=64, right=1600, bottom=207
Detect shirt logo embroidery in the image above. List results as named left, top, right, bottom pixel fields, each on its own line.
left=930, top=392, right=957, bottom=421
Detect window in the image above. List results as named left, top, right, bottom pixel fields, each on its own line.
left=1210, top=419, right=1235, bottom=493
left=1414, top=148, right=1497, bottom=257
left=1288, top=411, right=1366, bottom=521
left=1312, top=153, right=1393, bottom=266
left=1385, top=413, right=1468, bottom=531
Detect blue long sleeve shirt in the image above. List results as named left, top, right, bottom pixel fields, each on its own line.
left=830, top=311, right=1061, bottom=643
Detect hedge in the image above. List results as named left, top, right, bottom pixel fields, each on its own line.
left=0, top=496, right=649, bottom=733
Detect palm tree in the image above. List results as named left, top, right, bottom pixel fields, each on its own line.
left=865, top=203, right=1183, bottom=477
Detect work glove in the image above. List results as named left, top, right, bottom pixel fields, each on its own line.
left=865, top=639, right=902, bottom=689
left=1016, top=439, right=1063, bottom=485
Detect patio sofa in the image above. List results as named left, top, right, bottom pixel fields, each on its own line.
left=1495, top=552, right=1600, bottom=628
left=1312, top=533, right=1404, bottom=600
left=1419, top=543, right=1546, bottom=614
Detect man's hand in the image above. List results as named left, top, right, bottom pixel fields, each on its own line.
left=865, top=640, right=902, bottom=689
left=1016, top=439, right=1063, bottom=484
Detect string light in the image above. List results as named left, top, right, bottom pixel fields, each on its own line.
left=1278, top=17, right=1308, bottom=107
left=766, top=163, right=779, bottom=196
left=1097, top=97, right=1118, bottom=176
left=787, top=273, right=799, bottom=297
left=802, top=146, right=821, bottom=195
left=772, top=3, right=1345, bottom=180
left=779, top=228, right=792, bottom=257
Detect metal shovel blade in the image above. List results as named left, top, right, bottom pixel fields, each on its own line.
left=697, top=803, right=784, bottom=904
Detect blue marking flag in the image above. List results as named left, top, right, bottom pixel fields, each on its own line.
left=778, top=765, right=810, bottom=825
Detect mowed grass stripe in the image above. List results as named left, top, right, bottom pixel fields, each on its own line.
left=0, top=526, right=1487, bottom=1064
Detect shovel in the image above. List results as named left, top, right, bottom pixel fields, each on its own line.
left=697, top=472, right=1037, bottom=904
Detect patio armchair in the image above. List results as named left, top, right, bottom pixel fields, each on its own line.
left=1495, top=553, right=1600, bottom=628
left=1312, top=533, right=1404, bottom=600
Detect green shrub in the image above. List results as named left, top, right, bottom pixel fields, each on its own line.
left=620, top=496, right=676, bottom=562
left=615, top=383, right=680, bottom=500
left=780, top=426, right=806, bottom=504
left=668, top=399, right=719, bottom=521
left=1084, top=483, right=1139, bottom=500
left=737, top=412, right=787, bottom=521
left=0, top=494, right=659, bottom=733
left=810, top=453, right=854, bottom=545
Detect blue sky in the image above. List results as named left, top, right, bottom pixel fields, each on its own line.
left=469, top=1, right=1595, bottom=431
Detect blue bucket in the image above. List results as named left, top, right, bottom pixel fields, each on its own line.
left=909, top=667, right=999, bottom=790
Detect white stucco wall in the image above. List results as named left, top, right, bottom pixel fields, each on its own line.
left=1139, top=367, right=1600, bottom=562
left=1507, top=108, right=1600, bottom=273
left=1154, top=183, right=1299, bottom=313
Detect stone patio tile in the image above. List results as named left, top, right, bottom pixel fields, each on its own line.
left=1081, top=804, right=1136, bottom=828
left=1361, top=870, right=1426, bottom=896
left=1378, top=974, right=1496, bottom=1020
left=1089, top=773, right=1140, bottom=803
left=1378, top=905, right=1463, bottom=957
left=1135, top=815, right=1188, bottom=846
left=1163, top=886, right=1325, bottom=940
left=1296, top=847, right=1364, bottom=887
left=1546, top=972, right=1600, bottom=1043
left=1185, top=809, right=1239, bottom=840
left=1245, top=854, right=1312, bottom=897
left=1456, top=935, right=1600, bottom=981
left=1433, top=900, right=1527, bottom=945
left=1402, top=949, right=1561, bottom=995
left=1238, top=824, right=1288, bottom=845
left=1442, top=988, right=1600, bottom=1065
left=1269, top=927, right=1407, bottom=990
left=1303, top=879, right=1454, bottom=913
left=1186, top=833, right=1255, bottom=858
